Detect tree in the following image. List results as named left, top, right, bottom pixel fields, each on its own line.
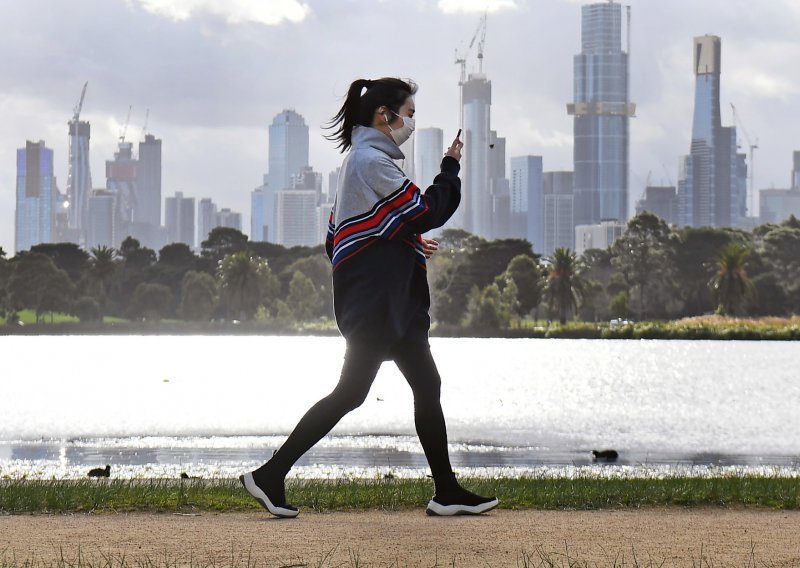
left=611, top=212, right=674, bottom=319
left=287, top=271, right=321, bottom=322
left=7, top=253, right=75, bottom=323
left=158, top=243, right=197, bottom=267
left=672, top=226, right=740, bottom=316
left=609, top=291, right=630, bottom=319
left=432, top=237, right=536, bottom=326
left=179, top=271, right=218, bottom=322
left=128, top=282, right=172, bottom=320
left=73, top=296, right=102, bottom=322
left=202, top=227, right=248, bottom=263
left=281, top=254, right=333, bottom=318
left=29, top=242, right=90, bottom=283
left=503, top=254, right=544, bottom=318
left=465, top=284, right=509, bottom=332
left=218, top=252, right=278, bottom=320
left=710, top=242, right=754, bottom=316
left=545, top=248, right=585, bottom=325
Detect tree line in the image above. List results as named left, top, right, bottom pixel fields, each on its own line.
left=1, top=212, right=798, bottom=329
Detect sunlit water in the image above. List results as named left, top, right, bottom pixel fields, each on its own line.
left=1, top=336, right=798, bottom=479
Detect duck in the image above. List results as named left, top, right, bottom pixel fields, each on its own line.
left=87, top=465, right=111, bottom=477
left=591, top=450, right=619, bottom=462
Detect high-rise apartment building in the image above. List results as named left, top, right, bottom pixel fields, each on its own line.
left=137, top=134, right=162, bottom=226
left=568, top=1, right=635, bottom=228
left=509, top=156, right=543, bottom=248
left=15, top=141, right=57, bottom=253
left=760, top=189, right=800, bottom=225
left=268, top=110, right=309, bottom=192
left=165, top=192, right=195, bottom=248
left=198, top=198, right=218, bottom=245
left=793, top=151, right=800, bottom=190
left=636, top=186, right=678, bottom=225
left=251, top=182, right=270, bottom=241
left=543, top=171, right=574, bottom=256
left=86, top=189, right=115, bottom=249
left=67, top=117, right=92, bottom=239
left=575, top=219, right=624, bottom=255
left=677, top=35, right=747, bottom=227
left=327, top=167, right=341, bottom=203
left=216, top=208, right=242, bottom=232
left=415, top=128, right=443, bottom=189
left=275, top=189, right=318, bottom=247
left=462, top=73, right=492, bottom=237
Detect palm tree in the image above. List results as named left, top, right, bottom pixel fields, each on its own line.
left=545, top=248, right=585, bottom=325
left=89, top=246, right=118, bottom=297
left=710, top=242, right=754, bottom=316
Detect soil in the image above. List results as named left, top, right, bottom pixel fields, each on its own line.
left=1, top=508, right=799, bottom=566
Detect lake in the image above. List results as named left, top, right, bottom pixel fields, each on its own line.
left=1, top=336, right=798, bottom=479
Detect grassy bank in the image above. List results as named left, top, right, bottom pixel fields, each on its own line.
left=3, top=312, right=800, bottom=339
left=1, top=476, right=798, bottom=514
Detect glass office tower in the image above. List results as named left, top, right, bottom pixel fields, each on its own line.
left=15, top=141, right=56, bottom=253
left=568, top=1, right=634, bottom=227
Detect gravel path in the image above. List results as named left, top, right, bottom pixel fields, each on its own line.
left=2, top=508, right=799, bottom=566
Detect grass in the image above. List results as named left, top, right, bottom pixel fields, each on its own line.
left=1, top=476, right=798, bottom=515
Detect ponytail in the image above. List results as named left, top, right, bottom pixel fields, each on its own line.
left=325, top=77, right=417, bottom=152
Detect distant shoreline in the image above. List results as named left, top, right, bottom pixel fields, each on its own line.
left=2, top=317, right=799, bottom=340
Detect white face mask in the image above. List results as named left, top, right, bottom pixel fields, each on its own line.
left=385, top=111, right=415, bottom=146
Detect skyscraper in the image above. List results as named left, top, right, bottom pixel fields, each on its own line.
left=677, top=35, right=747, bottom=227
left=792, top=151, right=800, bottom=190
left=15, top=141, right=56, bottom=253
left=198, top=198, right=218, bottom=245
left=86, top=189, right=115, bottom=249
left=137, top=134, right=162, bottom=226
left=636, top=186, right=678, bottom=225
left=216, top=208, right=242, bottom=232
left=275, top=189, right=318, bottom=247
left=543, top=171, right=574, bottom=256
left=509, top=156, right=543, bottom=248
left=568, top=1, right=635, bottom=228
left=67, top=116, right=92, bottom=239
left=415, top=128, right=443, bottom=189
left=251, top=184, right=269, bottom=241
left=165, top=192, right=195, bottom=248
left=105, top=141, right=137, bottom=245
left=268, top=110, right=309, bottom=192
left=462, top=73, right=492, bottom=237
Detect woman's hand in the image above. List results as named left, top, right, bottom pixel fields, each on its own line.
left=445, top=136, right=463, bottom=162
left=421, top=238, right=439, bottom=259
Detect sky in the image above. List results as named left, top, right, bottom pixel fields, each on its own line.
left=2, top=0, right=799, bottom=255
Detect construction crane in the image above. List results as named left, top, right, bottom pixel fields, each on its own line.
left=72, top=82, right=88, bottom=123
left=454, top=14, right=487, bottom=129
left=730, top=103, right=759, bottom=217
left=140, top=108, right=150, bottom=140
left=118, top=105, right=133, bottom=143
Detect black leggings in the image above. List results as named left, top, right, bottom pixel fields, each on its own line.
left=266, top=341, right=454, bottom=484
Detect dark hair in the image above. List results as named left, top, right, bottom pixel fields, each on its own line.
left=325, top=77, right=417, bottom=152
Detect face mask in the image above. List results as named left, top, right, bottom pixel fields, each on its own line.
left=385, top=111, right=415, bottom=146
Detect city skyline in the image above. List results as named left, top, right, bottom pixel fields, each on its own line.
left=2, top=0, right=799, bottom=254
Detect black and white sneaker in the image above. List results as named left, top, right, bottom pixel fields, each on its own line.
left=239, top=471, right=299, bottom=518
left=425, top=486, right=499, bottom=516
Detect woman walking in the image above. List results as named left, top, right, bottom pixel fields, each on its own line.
left=240, top=77, right=498, bottom=518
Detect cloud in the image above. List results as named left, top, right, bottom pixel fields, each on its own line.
left=437, top=0, right=519, bottom=14
left=133, top=0, right=311, bottom=26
